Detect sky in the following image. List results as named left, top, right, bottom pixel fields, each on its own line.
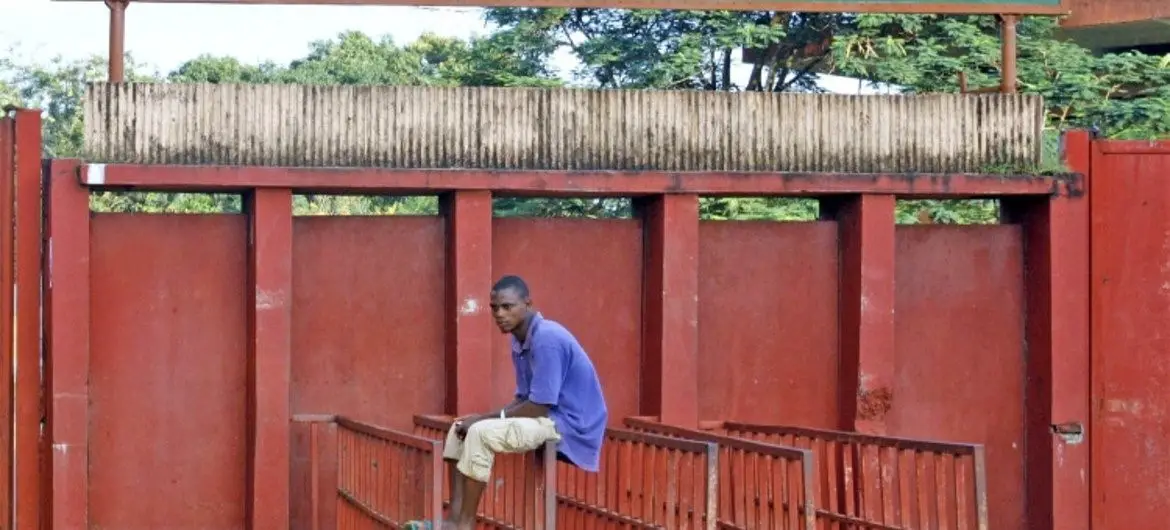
left=1, top=0, right=896, bottom=93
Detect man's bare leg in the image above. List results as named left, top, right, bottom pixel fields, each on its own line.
left=447, top=461, right=464, bottom=521
left=454, top=472, right=487, bottom=530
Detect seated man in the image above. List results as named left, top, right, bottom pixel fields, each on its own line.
left=442, top=275, right=608, bottom=530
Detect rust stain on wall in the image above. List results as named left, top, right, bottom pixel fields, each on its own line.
left=83, top=83, right=1044, bottom=173
left=857, top=386, right=893, bottom=420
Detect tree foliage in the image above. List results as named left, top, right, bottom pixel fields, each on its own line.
left=832, top=15, right=1170, bottom=140
left=485, top=8, right=845, bottom=91
left=1, top=12, right=1166, bottom=223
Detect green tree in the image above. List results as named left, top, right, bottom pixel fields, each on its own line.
left=1, top=51, right=159, bottom=158
left=832, top=15, right=1170, bottom=140
left=167, top=30, right=563, bottom=89
left=0, top=51, right=19, bottom=109
left=485, top=8, right=845, bottom=91
left=168, top=55, right=281, bottom=84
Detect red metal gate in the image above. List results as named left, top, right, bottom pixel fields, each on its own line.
left=0, top=109, right=42, bottom=530
left=0, top=110, right=14, bottom=530
left=1089, top=138, right=1170, bottom=530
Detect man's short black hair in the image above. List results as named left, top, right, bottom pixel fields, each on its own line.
left=492, top=275, right=530, bottom=299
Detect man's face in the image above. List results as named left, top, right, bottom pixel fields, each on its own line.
left=490, top=287, right=529, bottom=334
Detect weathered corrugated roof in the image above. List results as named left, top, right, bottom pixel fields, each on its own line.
left=83, top=83, right=1044, bottom=173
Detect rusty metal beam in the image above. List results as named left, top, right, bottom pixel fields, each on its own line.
left=12, top=110, right=42, bottom=530
left=1096, top=140, right=1170, bottom=155
left=1000, top=14, right=1019, bottom=94
left=821, top=195, right=896, bottom=435
left=106, top=0, right=129, bottom=83
left=54, top=0, right=1069, bottom=15
left=76, top=164, right=1082, bottom=198
left=0, top=112, right=13, bottom=530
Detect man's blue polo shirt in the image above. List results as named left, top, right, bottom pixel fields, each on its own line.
left=511, top=313, right=608, bottom=472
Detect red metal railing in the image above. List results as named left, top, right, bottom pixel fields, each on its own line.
left=292, top=416, right=337, bottom=530
left=290, top=415, right=443, bottom=530
left=624, top=417, right=816, bottom=530
left=719, top=422, right=989, bottom=530
left=557, top=428, right=718, bottom=530
left=413, top=415, right=557, bottom=529
left=336, top=417, right=445, bottom=529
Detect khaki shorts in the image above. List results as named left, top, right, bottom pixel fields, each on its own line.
left=443, top=417, right=562, bottom=483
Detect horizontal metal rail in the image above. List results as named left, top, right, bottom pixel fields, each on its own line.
left=75, top=163, right=1082, bottom=199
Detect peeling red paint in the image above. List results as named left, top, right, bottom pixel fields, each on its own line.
left=856, top=387, right=893, bottom=420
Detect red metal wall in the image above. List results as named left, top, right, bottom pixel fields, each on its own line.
left=291, top=216, right=447, bottom=430
left=892, top=225, right=1026, bottom=530
left=697, top=220, right=840, bottom=427
left=1090, top=141, right=1170, bottom=530
left=22, top=134, right=1128, bottom=530
left=89, top=214, right=248, bottom=528
left=491, top=218, right=644, bottom=424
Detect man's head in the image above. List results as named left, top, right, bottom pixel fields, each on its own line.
left=490, top=275, right=532, bottom=334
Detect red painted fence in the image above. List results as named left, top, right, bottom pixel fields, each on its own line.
left=720, top=421, right=986, bottom=530
left=556, top=429, right=717, bottom=530
left=292, top=415, right=445, bottom=530
left=320, top=413, right=982, bottom=530
left=335, top=417, right=444, bottom=529
left=414, top=415, right=721, bottom=530
left=626, top=417, right=987, bottom=530
left=0, top=112, right=1168, bottom=530
left=293, top=416, right=338, bottom=530
left=414, top=415, right=557, bottom=529
left=624, top=418, right=817, bottom=530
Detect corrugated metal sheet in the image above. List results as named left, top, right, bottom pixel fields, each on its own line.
left=83, top=83, right=1044, bottom=172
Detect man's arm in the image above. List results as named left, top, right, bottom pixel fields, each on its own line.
left=462, top=339, right=564, bottom=425
left=464, top=394, right=549, bottom=423
left=499, top=399, right=550, bottom=418
left=455, top=398, right=547, bottom=438
left=465, top=397, right=525, bottom=421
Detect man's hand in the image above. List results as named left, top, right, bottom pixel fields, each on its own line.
left=453, top=414, right=484, bottom=440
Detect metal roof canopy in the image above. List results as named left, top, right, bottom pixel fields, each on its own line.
left=58, top=0, right=1068, bottom=14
